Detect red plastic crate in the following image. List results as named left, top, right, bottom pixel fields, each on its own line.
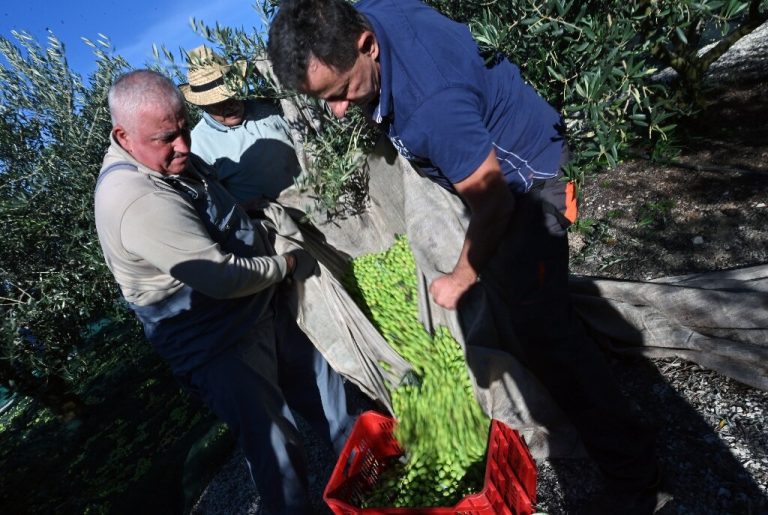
left=324, top=411, right=537, bottom=515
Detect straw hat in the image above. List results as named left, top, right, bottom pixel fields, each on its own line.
left=179, top=45, right=247, bottom=106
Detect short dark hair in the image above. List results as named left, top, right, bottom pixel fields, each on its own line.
left=267, top=0, right=372, bottom=91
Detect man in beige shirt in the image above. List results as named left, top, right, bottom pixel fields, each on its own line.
left=94, top=69, right=352, bottom=514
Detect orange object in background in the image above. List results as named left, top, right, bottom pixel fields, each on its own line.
left=564, top=180, right=578, bottom=224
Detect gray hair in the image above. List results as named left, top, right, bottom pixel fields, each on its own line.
left=108, top=69, right=185, bottom=129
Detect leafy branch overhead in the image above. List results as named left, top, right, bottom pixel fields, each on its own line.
left=433, top=0, right=764, bottom=179
left=636, top=0, right=768, bottom=103
left=0, top=31, right=134, bottom=419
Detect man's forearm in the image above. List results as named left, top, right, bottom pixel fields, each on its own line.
left=455, top=196, right=514, bottom=280
left=429, top=148, right=514, bottom=309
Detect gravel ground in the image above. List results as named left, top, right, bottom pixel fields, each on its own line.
left=535, top=357, right=768, bottom=515
left=191, top=22, right=768, bottom=515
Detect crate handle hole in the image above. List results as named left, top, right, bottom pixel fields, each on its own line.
left=342, top=447, right=358, bottom=478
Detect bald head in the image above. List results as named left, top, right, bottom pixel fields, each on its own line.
left=108, top=69, right=186, bottom=131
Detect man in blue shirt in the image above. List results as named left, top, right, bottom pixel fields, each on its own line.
left=268, top=0, right=668, bottom=512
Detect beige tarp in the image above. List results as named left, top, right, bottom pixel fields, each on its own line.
left=273, top=115, right=767, bottom=459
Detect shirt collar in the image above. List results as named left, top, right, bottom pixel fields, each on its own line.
left=202, top=111, right=236, bottom=132
left=200, top=100, right=257, bottom=132
left=367, top=15, right=393, bottom=123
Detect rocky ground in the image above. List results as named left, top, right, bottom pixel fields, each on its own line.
left=191, top=23, right=768, bottom=515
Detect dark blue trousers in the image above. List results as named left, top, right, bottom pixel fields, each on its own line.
left=187, top=301, right=353, bottom=514
left=468, top=175, right=658, bottom=492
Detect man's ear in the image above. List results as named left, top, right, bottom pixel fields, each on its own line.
left=113, top=126, right=130, bottom=151
left=357, top=30, right=379, bottom=60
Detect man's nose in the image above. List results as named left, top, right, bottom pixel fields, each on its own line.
left=328, top=100, right=349, bottom=119
left=175, top=132, right=191, bottom=153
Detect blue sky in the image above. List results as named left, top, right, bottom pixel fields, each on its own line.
left=0, top=0, right=265, bottom=77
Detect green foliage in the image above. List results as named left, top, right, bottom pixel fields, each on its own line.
left=300, top=104, right=378, bottom=216
left=181, top=1, right=380, bottom=219
left=0, top=347, right=212, bottom=514
left=428, top=0, right=766, bottom=178
left=0, top=31, right=137, bottom=415
left=429, top=0, right=684, bottom=174
left=570, top=216, right=600, bottom=236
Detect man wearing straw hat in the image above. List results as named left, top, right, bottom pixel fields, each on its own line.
left=180, top=45, right=302, bottom=202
